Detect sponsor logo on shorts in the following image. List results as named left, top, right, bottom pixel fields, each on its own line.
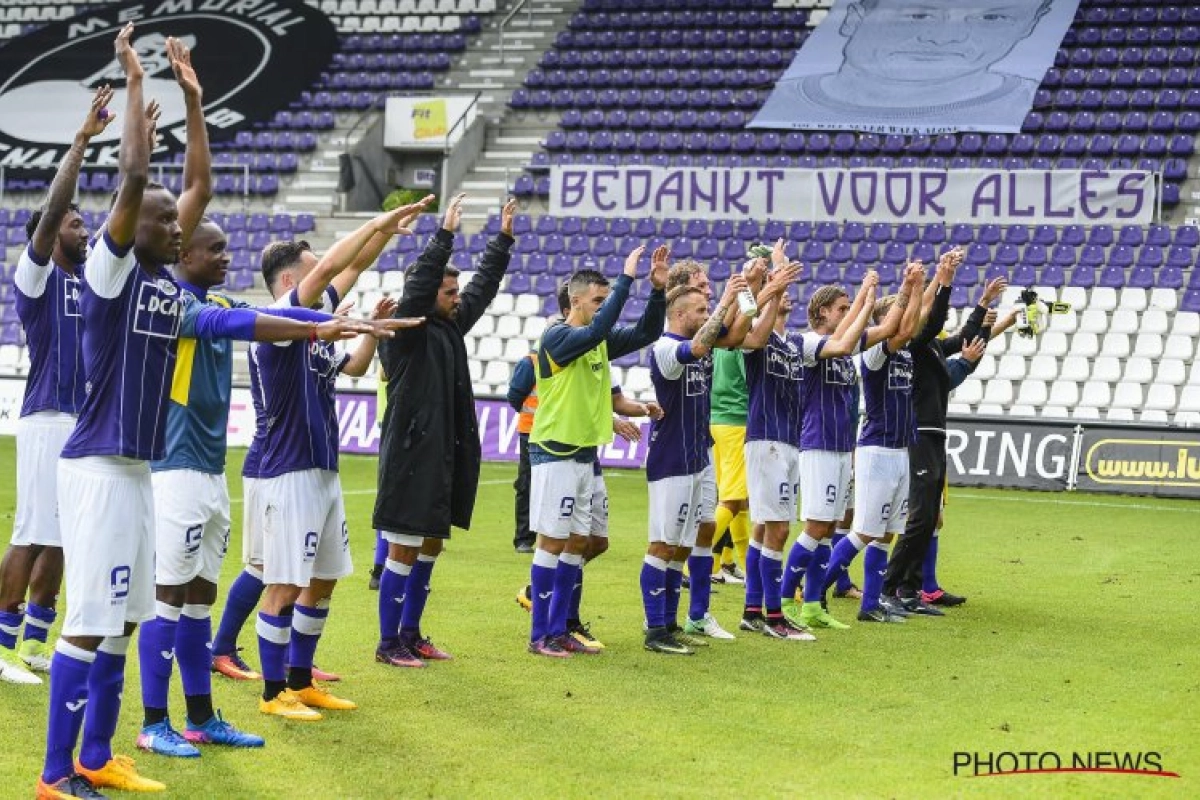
left=184, top=524, right=203, bottom=556
left=303, top=531, right=318, bottom=562
left=110, top=565, right=130, bottom=602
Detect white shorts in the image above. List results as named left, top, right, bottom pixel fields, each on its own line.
left=745, top=440, right=801, bottom=524
left=259, top=470, right=353, bottom=587
left=58, top=456, right=155, bottom=637
left=698, top=462, right=716, bottom=524
left=800, top=450, right=853, bottom=523
left=530, top=460, right=594, bottom=540
left=242, top=477, right=264, bottom=567
left=648, top=472, right=705, bottom=547
left=152, top=470, right=231, bottom=586
left=11, top=412, right=75, bottom=547
left=590, top=473, right=609, bottom=537
left=852, top=446, right=910, bottom=538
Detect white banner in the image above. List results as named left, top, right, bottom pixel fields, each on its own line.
left=549, top=166, right=1156, bottom=226
left=383, top=96, right=477, bottom=150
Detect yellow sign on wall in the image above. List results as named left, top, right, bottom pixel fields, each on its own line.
left=411, top=99, right=447, bottom=140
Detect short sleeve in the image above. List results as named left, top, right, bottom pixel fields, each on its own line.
left=13, top=245, right=53, bottom=299
left=861, top=341, right=890, bottom=372
left=84, top=232, right=138, bottom=299
left=652, top=338, right=688, bottom=380
left=799, top=331, right=827, bottom=367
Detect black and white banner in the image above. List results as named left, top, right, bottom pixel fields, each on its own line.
left=0, top=0, right=337, bottom=165
left=1075, top=425, right=1200, bottom=500
left=945, top=416, right=1076, bottom=492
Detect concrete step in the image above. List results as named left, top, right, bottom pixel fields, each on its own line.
left=292, top=178, right=340, bottom=191
left=467, top=68, right=518, bottom=78
left=283, top=195, right=335, bottom=208
left=494, top=135, right=543, bottom=146
left=461, top=179, right=508, bottom=191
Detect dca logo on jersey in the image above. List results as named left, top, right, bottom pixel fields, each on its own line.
left=62, top=276, right=82, bottom=318
left=824, top=356, right=857, bottom=386
left=134, top=280, right=183, bottom=339
left=0, top=0, right=337, bottom=165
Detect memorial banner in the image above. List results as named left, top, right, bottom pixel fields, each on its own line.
left=752, top=0, right=1082, bottom=135
left=549, top=166, right=1155, bottom=226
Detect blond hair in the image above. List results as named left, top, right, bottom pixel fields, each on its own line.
left=666, top=284, right=705, bottom=311
left=873, top=294, right=898, bottom=324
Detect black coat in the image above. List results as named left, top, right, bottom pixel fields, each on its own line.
left=372, top=228, right=513, bottom=538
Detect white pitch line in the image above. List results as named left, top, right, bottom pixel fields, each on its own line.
left=952, top=492, right=1199, bottom=514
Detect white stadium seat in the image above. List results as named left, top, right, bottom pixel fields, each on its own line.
left=1060, top=286, right=1088, bottom=310
left=514, top=295, right=541, bottom=316
left=1048, top=380, right=1079, bottom=407
left=1179, top=386, right=1200, bottom=413
left=1141, top=307, right=1169, bottom=335
left=502, top=337, right=530, bottom=363
left=1117, top=288, right=1147, bottom=311
left=971, top=354, right=995, bottom=380
left=1145, top=385, right=1177, bottom=412
left=1050, top=310, right=1077, bottom=334
left=495, top=315, right=522, bottom=338
left=468, top=360, right=482, bottom=381
left=1190, top=362, right=1200, bottom=386
left=947, top=402, right=971, bottom=415
left=1042, top=405, right=1070, bottom=419
left=1008, top=333, right=1038, bottom=356
left=490, top=294, right=514, bottom=315
left=482, top=360, right=509, bottom=385
left=1140, top=409, right=1170, bottom=424
left=987, top=331, right=1008, bottom=354
left=1108, top=307, right=1138, bottom=334
left=1040, top=331, right=1068, bottom=356
left=1080, top=381, right=1112, bottom=409
left=1090, top=356, right=1121, bottom=383
left=1157, top=359, right=1186, bottom=386
left=472, top=315, right=495, bottom=337
left=996, top=355, right=1026, bottom=381
left=1028, top=355, right=1058, bottom=382
left=1132, top=333, right=1163, bottom=359
left=1079, top=308, right=1109, bottom=333
left=357, top=272, right=381, bottom=290
left=1175, top=411, right=1200, bottom=427
left=624, top=366, right=652, bottom=397
left=982, top=379, right=1013, bottom=406
left=975, top=403, right=1005, bottom=416
left=1072, top=405, right=1101, bottom=420
left=1060, top=356, right=1090, bottom=382
left=382, top=272, right=404, bottom=291
left=954, top=376, right=983, bottom=405
left=522, top=316, right=547, bottom=340
left=1009, top=404, right=1038, bottom=417
left=476, top=337, right=502, bottom=362
left=1106, top=408, right=1135, bottom=422
left=1111, top=383, right=1143, bottom=410
left=1069, top=332, right=1099, bottom=357
left=1016, top=379, right=1047, bottom=406
left=1171, top=312, right=1199, bottom=337
left=1089, top=287, right=1118, bottom=311
left=1121, top=356, right=1153, bottom=384
left=1099, top=333, right=1130, bottom=358
left=1165, top=334, right=1196, bottom=360
left=1149, top=288, right=1178, bottom=311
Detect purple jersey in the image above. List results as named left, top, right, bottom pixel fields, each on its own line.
left=13, top=245, right=86, bottom=416
left=744, top=330, right=803, bottom=448
left=61, top=234, right=184, bottom=461
left=646, top=333, right=712, bottom=481
left=798, top=331, right=863, bottom=453
left=858, top=341, right=916, bottom=450
left=240, top=342, right=269, bottom=479
left=247, top=286, right=346, bottom=478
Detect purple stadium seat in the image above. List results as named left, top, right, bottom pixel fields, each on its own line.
left=1098, top=265, right=1126, bottom=288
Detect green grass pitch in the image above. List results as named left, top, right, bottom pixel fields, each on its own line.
left=0, top=437, right=1196, bottom=798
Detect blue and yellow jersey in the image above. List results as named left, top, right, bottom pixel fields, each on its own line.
left=151, top=283, right=247, bottom=475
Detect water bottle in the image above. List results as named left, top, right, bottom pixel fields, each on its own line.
left=739, top=244, right=773, bottom=318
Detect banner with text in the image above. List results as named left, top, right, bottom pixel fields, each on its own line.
left=945, top=416, right=1076, bottom=492
left=549, top=166, right=1155, bottom=226
left=1075, top=425, right=1200, bottom=500
left=224, top=388, right=651, bottom=469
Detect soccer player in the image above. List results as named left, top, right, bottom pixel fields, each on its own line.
left=739, top=264, right=873, bottom=640
left=38, top=26, right=378, bottom=799
left=709, top=344, right=751, bottom=585
left=208, top=201, right=434, bottom=684
left=248, top=199, right=431, bottom=716
left=778, top=269, right=908, bottom=630
left=526, top=246, right=667, bottom=657
left=510, top=282, right=662, bottom=649
left=642, top=272, right=755, bottom=653
left=819, top=262, right=926, bottom=624
left=0, top=87, right=112, bottom=688
left=372, top=194, right=516, bottom=668
left=884, top=266, right=1000, bottom=615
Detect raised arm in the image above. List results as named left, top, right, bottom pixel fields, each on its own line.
left=607, top=244, right=668, bottom=359
left=823, top=272, right=877, bottom=357
left=887, top=264, right=926, bottom=351
left=341, top=297, right=397, bottom=377
left=741, top=262, right=800, bottom=351
left=168, top=37, right=211, bottom=245
left=990, top=308, right=1019, bottom=340
left=29, top=86, right=114, bottom=261
left=296, top=195, right=434, bottom=309
left=107, top=23, right=149, bottom=249
left=458, top=197, right=516, bottom=334
left=689, top=276, right=744, bottom=359
left=913, top=249, right=961, bottom=346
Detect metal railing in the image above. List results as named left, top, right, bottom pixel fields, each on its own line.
left=445, top=90, right=484, bottom=154
left=497, top=0, right=535, bottom=62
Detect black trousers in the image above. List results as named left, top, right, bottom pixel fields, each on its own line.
left=513, top=433, right=534, bottom=548
left=883, top=432, right=946, bottom=596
